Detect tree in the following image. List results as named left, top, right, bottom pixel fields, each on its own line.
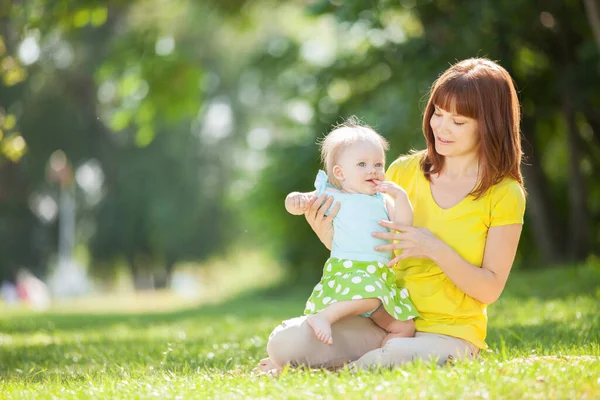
left=0, top=0, right=239, bottom=284
left=240, top=0, right=600, bottom=277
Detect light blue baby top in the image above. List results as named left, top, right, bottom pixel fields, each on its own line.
left=315, top=170, right=392, bottom=264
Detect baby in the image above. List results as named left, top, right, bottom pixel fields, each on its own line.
left=285, top=117, right=419, bottom=346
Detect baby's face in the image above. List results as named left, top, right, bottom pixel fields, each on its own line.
left=336, top=140, right=386, bottom=194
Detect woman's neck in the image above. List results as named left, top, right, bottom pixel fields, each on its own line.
left=440, top=154, right=479, bottom=180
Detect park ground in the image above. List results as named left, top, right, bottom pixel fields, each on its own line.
left=0, top=259, right=599, bottom=399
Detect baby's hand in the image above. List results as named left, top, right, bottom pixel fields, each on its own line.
left=374, top=180, right=407, bottom=198
left=285, top=192, right=315, bottom=215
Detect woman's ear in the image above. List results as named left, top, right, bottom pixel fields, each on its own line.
left=333, top=165, right=344, bottom=181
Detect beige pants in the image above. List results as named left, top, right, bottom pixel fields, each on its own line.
left=267, top=315, right=479, bottom=370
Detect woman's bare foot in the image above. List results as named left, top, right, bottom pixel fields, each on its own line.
left=307, top=314, right=333, bottom=345
left=253, top=358, right=281, bottom=375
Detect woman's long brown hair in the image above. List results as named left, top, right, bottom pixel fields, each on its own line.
left=420, top=58, right=524, bottom=198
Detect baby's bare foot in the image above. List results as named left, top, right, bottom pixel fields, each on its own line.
left=307, top=315, right=333, bottom=345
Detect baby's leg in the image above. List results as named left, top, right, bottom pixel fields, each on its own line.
left=308, top=298, right=380, bottom=345
left=370, top=307, right=416, bottom=347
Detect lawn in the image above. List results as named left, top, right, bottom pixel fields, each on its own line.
left=0, top=264, right=599, bottom=399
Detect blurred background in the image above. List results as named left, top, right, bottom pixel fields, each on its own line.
left=0, top=0, right=599, bottom=311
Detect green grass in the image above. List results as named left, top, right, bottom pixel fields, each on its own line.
left=1, top=264, right=599, bottom=399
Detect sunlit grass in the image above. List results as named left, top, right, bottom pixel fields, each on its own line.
left=0, top=263, right=598, bottom=399
left=1, top=250, right=284, bottom=316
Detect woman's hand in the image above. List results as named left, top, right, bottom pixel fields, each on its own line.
left=304, top=194, right=340, bottom=250
left=374, top=221, right=523, bottom=304
left=372, top=220, right=447, bottom=266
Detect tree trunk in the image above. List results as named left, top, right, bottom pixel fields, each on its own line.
left=583, top=0, right=600, bottom=50
left=126, top=253, right=140, bottom=289
left=494, top=25, right=566, bottom=264
left=581, top=105, right=600, bottom=151
left=153, top=257, right=176, bottom=289
left=563, top=95, right=590, bottom=260
left=164, top=256, right=176, bottom=289
left=556, top=9, right=591, bottom=261
left=127, top=253, right=153, bottom=290
left=520, top=117, right=566, bottom=264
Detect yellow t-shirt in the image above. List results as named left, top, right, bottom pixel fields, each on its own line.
left=386, top=153, right=526, bottom=349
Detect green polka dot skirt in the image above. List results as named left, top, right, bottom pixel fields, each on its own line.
left=304, top=257, right=419, bottom=321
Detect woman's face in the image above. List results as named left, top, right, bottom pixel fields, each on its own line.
left=429, top=103, right=479, bottom=158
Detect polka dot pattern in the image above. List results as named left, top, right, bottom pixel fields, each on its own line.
left=303, top=258, right=419, bottom=322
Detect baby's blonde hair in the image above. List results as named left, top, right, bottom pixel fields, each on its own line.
left=318, top=116, right=389, bottom=188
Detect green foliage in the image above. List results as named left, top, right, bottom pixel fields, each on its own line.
left=90, top=128, right=230, bottom=284
left=0, top=0, right=599, bottom=283
left=0, top=1, right=235, bottom=282
left=240, top=0, right=600, bottom=276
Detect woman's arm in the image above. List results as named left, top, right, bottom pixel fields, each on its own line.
left=429, top=224, right=522, bottom=304
left=374, top=222, right=523, bottom=304
left=304, top=194, right=340, bottom=250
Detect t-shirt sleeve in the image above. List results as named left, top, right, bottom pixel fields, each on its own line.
left=386, top=154, right=420, bottom=189
left=490, top=180, right=526, bottom=227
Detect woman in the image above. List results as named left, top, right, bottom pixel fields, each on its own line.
left=258, top=58, right=526, bottom=372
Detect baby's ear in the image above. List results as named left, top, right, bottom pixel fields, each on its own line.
left=332, top=165, right=344, bottom=181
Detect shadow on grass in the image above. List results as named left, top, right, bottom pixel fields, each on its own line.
left=0, top=334, right=264, bottom=382
left=503, top=264, right=600, bottom=301
left=0, top=285, right=309, bottom=381
left=1, top=265, right=598, bottom=383
left=1, top=265, right=598, bottom=335
left=1, top=314, right=598, bottom=383
left=487, top=313, right=600, bottom=354
left=0, top=283, right=309, bottom=335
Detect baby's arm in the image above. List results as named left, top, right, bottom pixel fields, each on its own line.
left=376, top=181, right=414, bottom=226
left=285, top=190, right=317, bottom=215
